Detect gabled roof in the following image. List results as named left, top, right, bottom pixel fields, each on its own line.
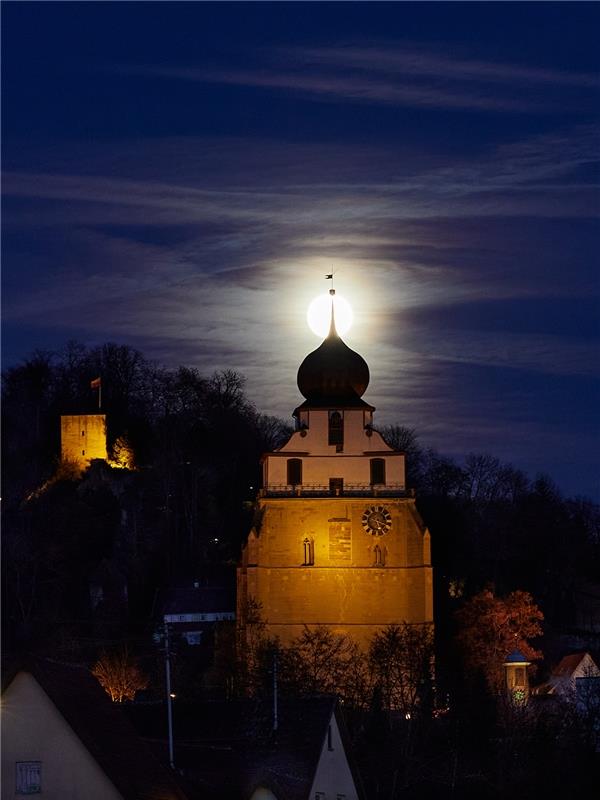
left=2, top=657, right=187, bottom=800
left=552, top=652, right=591, bottom=678
left=124, top=695, right=365, bottom=800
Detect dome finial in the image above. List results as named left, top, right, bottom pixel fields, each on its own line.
left=328, top=291, right=337, bottom=338
left=326, top=270, right=336, bottom=338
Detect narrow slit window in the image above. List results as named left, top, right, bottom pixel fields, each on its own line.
left=373, top=544, right=386, bottom=567
left=303, top=537, right=314, bottom=566
left=287, top=458, right=302, bottom=486
left=370, top=458, right=386, bottom=485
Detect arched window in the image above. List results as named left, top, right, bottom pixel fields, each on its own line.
left=287, top=458, right=302, bottom=486
left=370, top=458, right=386, bottom=485
left=373, top=544, right=386, bottom=567
left=328, top=410, right=344, bottom=450
left=303, top=537, right=314, bottom=566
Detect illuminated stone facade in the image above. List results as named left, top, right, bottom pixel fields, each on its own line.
left=238, top=304, right=433, bottom=649
left=60, top=414, right=107, bottom=469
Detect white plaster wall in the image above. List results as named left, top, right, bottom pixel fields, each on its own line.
left=281, top=409, right=391, bottom=456
left=265, top=453, right=405, bottom=488
left=309, top=714, right=359, bottom=800
left=1, top=672, right=123, bottom=800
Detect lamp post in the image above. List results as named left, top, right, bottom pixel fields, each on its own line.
left=164, top=623, right=175, bottom=768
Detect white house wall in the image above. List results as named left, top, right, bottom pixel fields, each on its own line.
left=2, top=672, right=124, bottom=800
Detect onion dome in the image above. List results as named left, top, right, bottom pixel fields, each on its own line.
left=297, top=307, right=370, bottom=407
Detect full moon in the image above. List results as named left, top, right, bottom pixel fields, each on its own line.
left=307, top=293, right=353, bottom=338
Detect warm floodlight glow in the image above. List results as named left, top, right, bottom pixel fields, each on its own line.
left=307, top=293, right=353, bottom=338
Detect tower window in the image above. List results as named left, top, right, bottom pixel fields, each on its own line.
left=373, top=544, right=386, bottom=567
left=370, top=458, right=386, bottom=485
left=328, top=410, right=343, bottom=450
left=327, top=723, right=334, bottom=750
left=329, top=478, right=343, bottom=496
left=287, top=458, right=302, bottom=486
left=303, top=537, right=314, bottom=566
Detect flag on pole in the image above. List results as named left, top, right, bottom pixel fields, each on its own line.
left=90, top=377, right=101, bottom=389
left=325, top=273, right=333, bottom=279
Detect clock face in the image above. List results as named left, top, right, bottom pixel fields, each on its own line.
left=362, top=505, right=392, bottom=536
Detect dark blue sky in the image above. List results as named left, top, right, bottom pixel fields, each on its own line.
left=3, top=2, right=599, bottom=498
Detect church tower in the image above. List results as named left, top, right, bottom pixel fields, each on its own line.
left=237, top=297, right=433, bottom=649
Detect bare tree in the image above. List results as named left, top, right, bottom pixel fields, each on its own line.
left=368, top=623, right=435, bottom=718
left=91, top=647, right=149, bottom=702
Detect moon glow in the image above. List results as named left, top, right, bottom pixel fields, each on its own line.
left=307, top=293, right=353, bottom=338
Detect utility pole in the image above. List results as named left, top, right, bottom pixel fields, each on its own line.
left=164, top=623, right=175, bottom=769
left=273, top=648, right=278, bottom=732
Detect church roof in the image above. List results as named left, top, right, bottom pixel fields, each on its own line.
left=296, top=305, right=371, bottom=410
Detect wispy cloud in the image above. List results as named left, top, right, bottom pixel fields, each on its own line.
left=123, top=43, right=599, bottom=114
left=293, top=44, right=600, bottom=88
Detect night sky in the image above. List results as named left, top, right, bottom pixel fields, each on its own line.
left=2, top=3, right=599, bottom=498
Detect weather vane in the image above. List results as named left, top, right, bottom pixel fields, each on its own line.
left=325, top=270, right=335, bottom=295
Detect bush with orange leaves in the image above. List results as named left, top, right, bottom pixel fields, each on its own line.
left=456, top=588, right=543, bottom=692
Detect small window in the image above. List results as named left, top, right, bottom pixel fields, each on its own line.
left=287, top=458, right=302, bottom=486
left=315, top=794, right=326, bottom=800
left=81, top=430, right=85, bottom=436
left=328, top=410, right=343, bottom=450
left=327, top=723, right=333, bottom=750
left=16, top=762, right=41, bottom=795
left=82, top=450, right=85, bottom=456
left=370, top=458, right=386, bottom=485
left=303, top=537, right=314, bottom=566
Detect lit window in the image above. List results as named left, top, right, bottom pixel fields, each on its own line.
left=370, top=458, right=386, bottom=485
left=514, top=667, right=526, bottom=687
left=287, top=458, right=302, bottom=486
left=16, top=762, right=41, bottom=794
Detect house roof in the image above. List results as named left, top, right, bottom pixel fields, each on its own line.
left=552, top=652, right=590, bottom=678
left=161, top=585, right=234, bottom=616
left=2, top=657, right=188, bottom=800
left=124, top=695, right=364, bottom=800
